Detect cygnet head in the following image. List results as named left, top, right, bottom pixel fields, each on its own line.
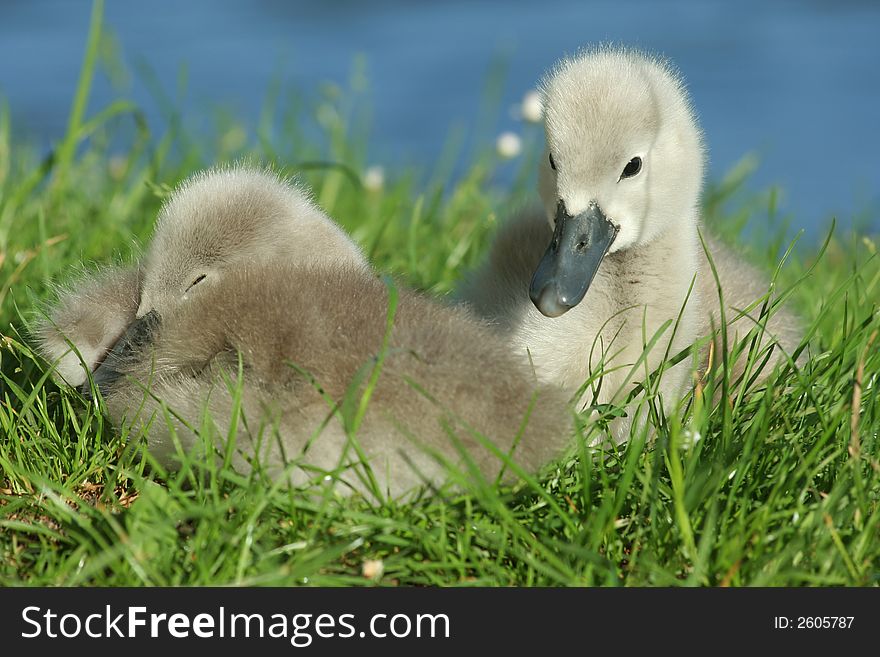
left=137, top=166, right=367, bottom=319
left=531, top=47, right=705, bottom=317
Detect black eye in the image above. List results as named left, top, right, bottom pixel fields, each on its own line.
left=186, top=274, right=207, bottom=292
left=549, top=153, right=557, bottom=171
left=621, top=157, right=642, bottom=179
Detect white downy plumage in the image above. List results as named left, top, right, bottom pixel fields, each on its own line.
left=459, top=47, right=802, bottom=442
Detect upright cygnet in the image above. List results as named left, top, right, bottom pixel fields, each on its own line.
left=459, top=48, right=802, bottom=442
left=35, top=166, right=573, bottom=499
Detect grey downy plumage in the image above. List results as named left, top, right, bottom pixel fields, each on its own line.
left=33, top=166, right=574, bottom=499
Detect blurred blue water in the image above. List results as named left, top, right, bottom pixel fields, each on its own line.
left=1, top=0, right=878, bottom=236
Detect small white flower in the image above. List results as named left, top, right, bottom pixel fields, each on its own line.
left=521, top=89, right=543, bottom=123
left=363, top=165, right=385, bottom=191
left=496, top=132, right=522, bottom=159
left=362, top=559, right=384, bottom=580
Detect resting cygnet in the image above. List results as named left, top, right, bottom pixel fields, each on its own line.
left=34, top=166, right=366, bottom=388
left=459, top=48, right=802, bottom=442
left=35, top=167, right=573, bottom=498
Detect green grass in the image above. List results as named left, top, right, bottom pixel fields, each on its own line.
left=1, top=4, right=878, bottom=586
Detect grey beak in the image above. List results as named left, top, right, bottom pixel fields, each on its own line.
left=529, top=201, right=619, bottom=318
left=82, top=310, right=162, bottom=399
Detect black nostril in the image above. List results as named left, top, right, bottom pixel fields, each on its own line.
left=576, top=237, right=589, bottom=252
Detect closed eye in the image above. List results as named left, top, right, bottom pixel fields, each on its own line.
left=186, top=274, right=207, bottom=292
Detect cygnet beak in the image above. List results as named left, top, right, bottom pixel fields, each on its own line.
left=81, top=309, right=162, bottom=399
left=529, top=201, right=619, bottom=318
left=136, top=291, right=161, bottom=319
